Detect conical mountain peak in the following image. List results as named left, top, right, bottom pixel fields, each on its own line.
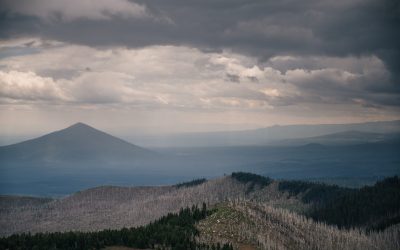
left=0, top=122, right=156, bottom=164
left=66, top=122, right=96, bottom=130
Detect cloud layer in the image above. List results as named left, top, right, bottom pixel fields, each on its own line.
left=1, top=0, right=148, bottom=21
left=0, top=39, right=396, bottom=111
left=0, top=0, right=399, bottom=133
left=1, top=0, right=398, bottom=74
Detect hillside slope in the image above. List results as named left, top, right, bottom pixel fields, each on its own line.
left=0, top=176, right=294, bottom=236
left=1, top=174, right=399, bottom=250
left=197, top=202, right=399, bottom=250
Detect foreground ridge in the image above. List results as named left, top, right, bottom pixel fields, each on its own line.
left=0, top=204, right=233, bottom=250
left=1, top=173, right=399, bottom=249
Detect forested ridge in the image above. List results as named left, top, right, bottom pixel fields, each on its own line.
left=309, top=176, right=400, bottom=229
left=0, top=204, right=233, bottom=250
left=278, top=175, right=400, bottom=230
left=278, top=180, right=350, bottom=204
left=1, top=173, right=399, bottom=249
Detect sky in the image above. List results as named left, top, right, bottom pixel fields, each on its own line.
left=0, top=0, right=399, bottom=138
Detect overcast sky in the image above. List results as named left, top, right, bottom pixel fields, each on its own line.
left=0, top=0, right=399, bottom=137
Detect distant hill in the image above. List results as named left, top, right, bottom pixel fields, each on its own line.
left=0, top=122, right=155, bottom=165
left=0, top=123, right=169, bottom=196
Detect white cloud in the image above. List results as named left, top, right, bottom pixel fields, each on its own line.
left=285, top=68, right=358, bottom=86
left=66, top=72, right=135, bottom=104
left=0, top=70, right=67, bottom=102
left=0, top=39, right=399, bottom=135
left=3, top=0, right=148, bottom=22
left=0, top=38, right=394, bottom=112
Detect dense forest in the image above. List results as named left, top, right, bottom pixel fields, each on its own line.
left=309, top=176, right=400, bottom=230
left=279, top=175, right=400, bottom=230
left=278, top=179, right=351, bottom=204
left=229, top=172, right=400, bottom=230
left=0, top=204, right=233, bottom=250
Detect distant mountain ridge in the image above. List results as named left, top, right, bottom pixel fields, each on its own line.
left=272, top=130, right=400, bottom=146
left=1, top=121, right=399, bottom=196
left=126, top=120, right=400, bottom=147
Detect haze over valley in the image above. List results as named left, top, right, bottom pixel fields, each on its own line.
left=0, top=0, right=399, bottom=249
left=1, top=121, right=399, bottom=196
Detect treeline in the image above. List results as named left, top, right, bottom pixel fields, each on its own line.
left=175, top=178, right=207, bottom=188
left=0, top=203, right=233, bottom=250
left=309, top=176, right=400, bottom=230
left=279, top=176, right=400, bottom=230
left=278, top=180, right=351, bottom=204
left=231, top=172, right=272, bottom=192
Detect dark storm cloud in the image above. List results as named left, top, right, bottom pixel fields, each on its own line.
left=1, top=0, right=399, bottom=109
left=1, top=1, right=398, bottom=58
